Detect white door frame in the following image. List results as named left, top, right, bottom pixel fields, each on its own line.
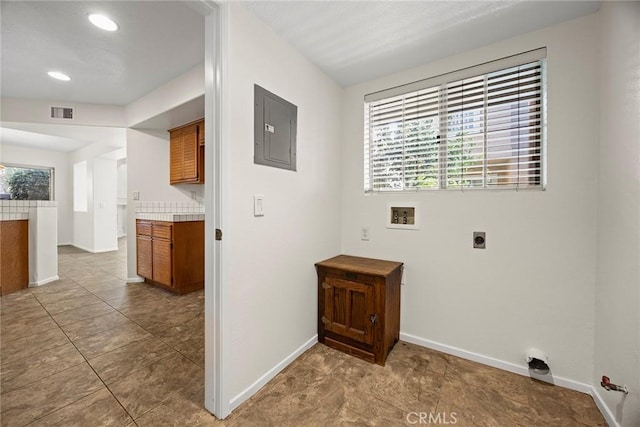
left=198, top=0, right=230, bottom=419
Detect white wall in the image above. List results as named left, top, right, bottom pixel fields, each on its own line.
left=125, top=64, right=204, bottom=128
left=69, top=140, right=124, bottom=252
left=341, top=14, right=599, bottom=385
left=594, top=2, right=640, bottom=426
left=93, top=157, right=118, bottom=252
left=126, top=129, right=204, bottom=279
left=222, top=3, right=343, bottom=410
left=0, top=144, right=72, bottom=244
left=1, top=97, right=126, bottom=127
left=117, top=162, right=127, bottom=237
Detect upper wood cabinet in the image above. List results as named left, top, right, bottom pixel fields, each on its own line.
left=169, top=119, right=205, bottom=185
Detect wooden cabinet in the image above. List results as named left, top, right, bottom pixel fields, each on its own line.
left=0, top=220, right=29, bottom=295
left=136, top=219, right=204, bottom=294
left=169, top=119, right=205, bottom=185
left=316, top=255, right=403, bottom=366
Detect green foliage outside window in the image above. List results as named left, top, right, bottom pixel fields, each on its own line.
left=0, top=166, right=52, bottom=200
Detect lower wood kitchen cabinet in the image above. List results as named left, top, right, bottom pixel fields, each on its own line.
left=136, top=219, right=203, bottom=294
left=0, top=220, right=29, bottom=296
left=316, top=255, right=403, bottom=366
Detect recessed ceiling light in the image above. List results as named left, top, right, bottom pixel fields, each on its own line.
left=88, top=14, right=119, bottom=32
left=47, top=71, right=71, bottom=81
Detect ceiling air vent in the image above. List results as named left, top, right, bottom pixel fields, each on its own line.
left=50, top=106, right=73, bottom=119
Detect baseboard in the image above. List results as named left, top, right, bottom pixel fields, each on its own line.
left=400, top=332, right=592, bottom=394
left=591, top=386, right=619, bottom=427
left=126, top=277, right=145, bottom=283
left=229, top=335, right=318, bottom=412
left=71, top=244, right=119, bottom=254
left=29, top=275, right=60, bottom=286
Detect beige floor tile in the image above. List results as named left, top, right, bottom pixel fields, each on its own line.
left=230, top=361, right=346, bottom=426
left=29, top=280, right=82, bottom=295
left=72, top=322, right=151, bottom=359
left=0, top=341, right=85, bottom=394
left=88, top=337, right=178, bottom=385
left=436, top=368, right=542, bottom=427
left=0, top=313, right=59, bottom=343
left=0, top=304, right=50, bottom=328
left=135, top=382, right=222, bottom=427
left=81, top=281, right=128, bottom=295
left=60, top=311, right=132, bottom=341
left=27, top=388, right=133, bottom=427
left=0, top=326, right=70, bottom=365
left=50, top=301, right=116, bottom=326
left=0, top=291, right=42, bottom=313
left=108, top=352, right=203, bottom=419
left=39, top=293, right=104, bottom=314
left=154, top=314, right=204, bottom=365
left=32, top=287, right=94, bottom=304
left=527, top=380, right=607, bottom=427
left=0, top=362, right=104, bottom=427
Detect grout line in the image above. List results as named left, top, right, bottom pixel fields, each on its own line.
left=3, top=241, right=204, bottom=425
left=17, top=252, right=136, bottom=422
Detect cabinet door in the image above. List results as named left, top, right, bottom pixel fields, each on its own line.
left=136, top=236, right=153, bottom=279
left=152, top=239, right=173, bottom=287
left=198, top=120, right=205, bottom=146
left=181, top=124, right=199, bottom=182
left=323, top=276, right=375, bottom=345
left=170, top=129, right=183, bottom=183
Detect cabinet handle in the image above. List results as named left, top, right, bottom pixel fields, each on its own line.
left=321, top=282, right=331, bottom=290
left=321, top=316, right=329, bottom=324
left=370, top=313, right=378, bottom=324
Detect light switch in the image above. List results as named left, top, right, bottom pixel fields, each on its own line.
left=254, top=194, right=264, bottom=216
left=132, top=192, right=140, bottom=200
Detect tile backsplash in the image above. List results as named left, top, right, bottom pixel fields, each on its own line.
left=0, top=200, right=57, bottom=221
left=135, top=201, right=204, bottom=214
left=0, top=200, right=58, bottom=212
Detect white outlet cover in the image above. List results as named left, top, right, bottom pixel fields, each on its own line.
left=361, top=226, right=370, bottom=241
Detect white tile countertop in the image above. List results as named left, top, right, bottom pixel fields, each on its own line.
left=136, top=213, right=204, bottom=222
left=0, top=200, right=57, bottom=221
left=0, top=213, right=29, bottom=221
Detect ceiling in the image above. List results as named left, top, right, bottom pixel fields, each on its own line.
left=1, top=1, right=204, bottom=106
left=244, top=0, right=602, bottom=86
left=0, top=0, right=601, bottom=155
left=1, top=123, right=126, bottom=153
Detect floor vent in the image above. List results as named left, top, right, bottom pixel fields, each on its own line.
left=50, top=106, right=73, bottom=119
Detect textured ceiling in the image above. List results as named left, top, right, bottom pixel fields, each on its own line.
left=244, top=1, right=602, bottom=86
left=1, top=1, right=204, bottom=105
left=1, top=123, right=126, bottom=152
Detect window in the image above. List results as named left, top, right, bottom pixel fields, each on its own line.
left=364, top=48, right=546, bottom=192
left=0, top=164, right=54, bottom=200
left=73, top=161, right=88, bottom=212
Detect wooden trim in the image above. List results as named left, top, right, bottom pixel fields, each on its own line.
left=324, top=337, right=375, bottom=363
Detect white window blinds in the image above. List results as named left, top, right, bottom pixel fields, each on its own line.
left=364, top=48, right=546, bottom=192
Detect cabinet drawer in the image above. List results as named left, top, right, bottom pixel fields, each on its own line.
left=152, top=224, right=173, bottom=240
left=136, top=221, right=152, bottom=237
left=322, top=268, right=375, bottom=286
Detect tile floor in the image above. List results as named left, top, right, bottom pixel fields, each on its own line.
left=1, top=239, right=606, bottom=426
